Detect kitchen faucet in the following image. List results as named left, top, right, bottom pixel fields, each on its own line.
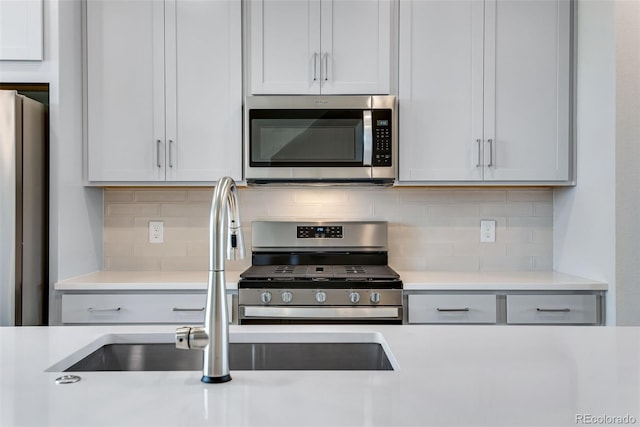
left=175, top=176, right=245, bottom=383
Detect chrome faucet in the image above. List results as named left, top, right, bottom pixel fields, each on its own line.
left=175, top=177, right=245, bottom=383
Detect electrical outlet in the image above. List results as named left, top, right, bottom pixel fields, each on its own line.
left=149, top=221, right=164, bottom=244
left=480, top=219, right=496, bottom=243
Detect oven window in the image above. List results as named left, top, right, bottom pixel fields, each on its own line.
left=250, top=110, right=364, bottom=166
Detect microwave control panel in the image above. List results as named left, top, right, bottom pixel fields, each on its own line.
left=372, top=110, right=393, bottom=166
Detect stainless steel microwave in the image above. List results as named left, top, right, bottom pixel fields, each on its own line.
left=244, top=95, right=396, bottom=185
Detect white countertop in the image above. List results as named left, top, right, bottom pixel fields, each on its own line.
left=54, top=270, right=607, bottom=292
left=1, top=324, right=637, bottom=426
left=399, top=270, right=607, bottom=291
left=54, top=270, right=240, bottom=291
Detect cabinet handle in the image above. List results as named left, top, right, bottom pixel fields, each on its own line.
left=323, top=53, right=328, bottom=81
left=436, top=307, right=470, bottom=312
left=156, top=139, right=162, bottom=168
left=476, top=139, right=482, bottom=167
left=168, top=139, right=174, bottom=168
left=487, top=138, right=494, bottom=168
left=172, top=307, right=205, bottom=312
left=87, top=307, right=121, bottom=313
left=536, top=308, right=571, bottom=313
left=312, top=53, right=318, bottom=81
left=363, top=110, right=373, bottom=166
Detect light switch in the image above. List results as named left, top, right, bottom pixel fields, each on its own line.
left=480, top=219, right=496, bottom=243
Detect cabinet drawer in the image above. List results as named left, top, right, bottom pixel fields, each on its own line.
left=61, top=294, right=233, bottom=324
left=506, top=294, right=598, bottom=325
left=408, top=294, right=497, bottom=324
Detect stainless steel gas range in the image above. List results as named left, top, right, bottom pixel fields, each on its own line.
left=238, top=221, right=403, bottom=324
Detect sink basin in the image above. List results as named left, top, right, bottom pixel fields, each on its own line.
left=63, top=342, right=392, bottom=371
left=47, top=332, right=397, bottom=372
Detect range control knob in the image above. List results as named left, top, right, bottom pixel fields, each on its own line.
left=281, top=291, right=293, bottom=303
left=370, top=292, right=381, bottom=304
left=260, top=291, right=272, bottom=304
left=349, top=292, right=361, bottom=304
left=315, top=291, right=327, bottom=304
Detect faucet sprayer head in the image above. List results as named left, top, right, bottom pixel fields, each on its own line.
left=227, top=219, right=246, bottom=260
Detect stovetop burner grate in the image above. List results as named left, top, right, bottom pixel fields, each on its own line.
left=274, top=265, right=294, bottom=274
left=344, top=266, right=366, bottom=274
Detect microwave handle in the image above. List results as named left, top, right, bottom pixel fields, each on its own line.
left=363, top=110, right=373, bottom=166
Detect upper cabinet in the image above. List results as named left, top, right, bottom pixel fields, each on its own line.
left=248, top=0, right=391, bottom=95
left=85, top=0, right=242, bottom=184
left=0, top=0, right=43, bottom=60
left=398, top=0, right=572, bottom=184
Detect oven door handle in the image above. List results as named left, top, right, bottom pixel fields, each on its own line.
left=363, top=110, right=373, bottom=166
left=242, top=306, right=399, bottom=319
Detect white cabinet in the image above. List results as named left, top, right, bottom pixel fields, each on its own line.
left=248, top=0, right=391, bottom=95
left=398, top=0, right=571, bottom=184
left=506, top=294, right=598, bottom=325
left=0, top=0, right=43, bottom=60
left=405, top=291, right=604, bottom=325
left=61, top=292, right=235, bottom=324
left=86, top=0, right=242, bottom=184
left=408, top=294, right=497, bottom=324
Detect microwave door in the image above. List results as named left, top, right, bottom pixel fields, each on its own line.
left=363, top=110, right=373, bottom=166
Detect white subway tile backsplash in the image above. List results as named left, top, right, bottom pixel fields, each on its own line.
left=481, top=203, right=534, bottom=217
left=426, top=256, right=480, bottom=271
left=134, top=190, right=187, bottom=203
left=104, top=190, right=134, bottom=204
left=107, top=203, right=160, bottom=217
left=103, top=187, right=553, bottom=272
left=507, top=190, right=553, bottom=202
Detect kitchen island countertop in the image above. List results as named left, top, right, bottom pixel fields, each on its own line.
left=1, top=323, right=636, bottom=426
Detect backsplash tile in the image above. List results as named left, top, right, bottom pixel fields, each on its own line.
left=103, top=187, right=554, bottom=272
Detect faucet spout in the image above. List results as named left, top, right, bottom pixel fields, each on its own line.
left=175, top=176, right=245, bottom=383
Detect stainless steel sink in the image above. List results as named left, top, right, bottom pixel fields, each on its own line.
left=63, top=342, right=393, bottom=372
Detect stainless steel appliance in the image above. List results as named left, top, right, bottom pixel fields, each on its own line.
left=238, top=221, right=403, bottom=324
left=0, top=90, right=47, bottom=326
left=244, top=95, right=396, bottom=184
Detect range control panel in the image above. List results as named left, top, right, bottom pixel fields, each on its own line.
left=297, top=226, right=343, bottom=239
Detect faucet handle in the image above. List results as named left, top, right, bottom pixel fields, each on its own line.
left=175, top=326, right=192, bottom=350
left=175, top=326, right=208, bottom=350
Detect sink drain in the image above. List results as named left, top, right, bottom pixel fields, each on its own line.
left=55, top=375, right=81, bottom=385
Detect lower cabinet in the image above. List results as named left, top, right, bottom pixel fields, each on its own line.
left=408, top=294, right=497, bottom=324
left=405, top=291, right=605, bottom=326
left=61, top=292, right=236, bottom=325
left=506, top=294, right=598, bottom=325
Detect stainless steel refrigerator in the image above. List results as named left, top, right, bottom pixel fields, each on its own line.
left=0, top=89, right=47, bottom=326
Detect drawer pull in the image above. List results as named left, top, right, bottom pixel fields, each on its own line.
left=536, top=308, right=571, bottom=313
left=436, top=307, right=470, bottom=312
left=87, top=307, right=121, bottom=313
left=172, top=307, right=205, bottom=312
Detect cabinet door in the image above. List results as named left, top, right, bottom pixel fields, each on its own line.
left=249, top=0, right=321, bottom=94
left=86, top=0, right=165, bottom=182
left=408, top=294, right=497, bottom=324
left=506, top=294, right=598, bottom=325
left=0, top=0, right=43, bottom=60
left=398, top=0, right=484, bottom=182
left=319, top=0, right=391, bottom=94
left=164, top=0, right=242, bottom=182
left=483, top=0, right=571, bottom=181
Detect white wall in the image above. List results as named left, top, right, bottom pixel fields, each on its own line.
left=554, top=0, right=617, bottom=324
left=615, top=0, right=640, bottom=326
left=0, top=0, right=103, bottom=324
